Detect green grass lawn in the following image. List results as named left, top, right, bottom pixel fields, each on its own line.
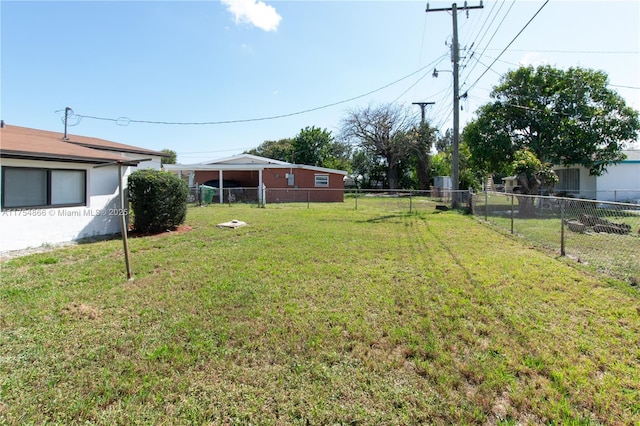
left=475, top=193, right=640, bottom=282
left=1, top=201, right=639, bottom=425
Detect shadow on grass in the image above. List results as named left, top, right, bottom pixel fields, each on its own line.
left=358, top=213, right=412, bottom=224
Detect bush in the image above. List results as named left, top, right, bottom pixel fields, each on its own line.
left=128, top=169, right=189, bottom=233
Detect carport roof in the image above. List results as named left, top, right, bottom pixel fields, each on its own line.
left=164, top=154, right=347, bottom=175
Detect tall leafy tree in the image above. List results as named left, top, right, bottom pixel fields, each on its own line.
left=160, top=149, right=177, bottom=165
left=245, top=138, right=294, bottom=162
left=350, top=149, right=385, bottom=189
left=411, top=121, right=438, bottom=190
left=509, top=149, right=559, bottom=216
left=291, top=126, right=333, bottom=167
left=435, top=128, right=452, bottom=153
left=341, top=103, right=417, bottom=189
left=465, top=65, right=639, bottom=180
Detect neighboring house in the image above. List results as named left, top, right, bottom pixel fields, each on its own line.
left=0, top=123, right=168, bottom=252
left=164, top=154, right=347, bottom=204
left=553, top=150, right=640, bottom=202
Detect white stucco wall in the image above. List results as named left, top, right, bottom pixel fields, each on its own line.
left=552, top=165, right=596, bottom=197
left=0, top=158, right=132, bottom=252
left=596, top=161, right=640, bottom=202
left=125, top=154, right=163, bottom=170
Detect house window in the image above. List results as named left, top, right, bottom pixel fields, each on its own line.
left=555, top=168, right=580, bottom=192
left=315, top=174, right=329, bottom=187
left=2, top=167, right=86, bottom=209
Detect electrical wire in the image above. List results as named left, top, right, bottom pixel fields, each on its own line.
left=481, top=49, right=640, bottom=54
left=461, top=0, right=516, bottom=86
left=71, top=55, right=448, bottom=127
left=461, top=0, right=501, bottom=64
left=464, top=0, right=550, bottom=94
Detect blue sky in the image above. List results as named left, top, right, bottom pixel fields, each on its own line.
left=2, top=0, right=639, bottom=163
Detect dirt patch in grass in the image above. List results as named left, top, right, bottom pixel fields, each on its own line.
left=61, top=303, right=101, bottom=320
left=128, top=225, right=193, bottom=238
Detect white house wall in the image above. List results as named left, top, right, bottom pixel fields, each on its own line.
left=125, top=154, right=162, bottom=170
left=0, top=158, right=131, bottom=252
left=597, top=161, right=640, bottom=202
left=553, top=165, right=596, bottom=198
left=579, top=167, right=597, bottom=199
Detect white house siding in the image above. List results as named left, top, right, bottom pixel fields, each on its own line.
left=0, top=158, right=132, bottom=252
left=553, top=165, right=596, bottom=198
left=596, top=160, right=640, bottom=202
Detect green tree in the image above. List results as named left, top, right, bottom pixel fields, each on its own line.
left=291, top=126, right=332, bottom=167
left=245, top=139, right=294, bottom=162
left=465, top=65, right=640, bottom=180
left=350, top=149, right=385, bottom=189
left=435, top=128, right=452, bottom=153
left=160, top=149, right=177, bottom=165
left=430, top=152, right=450, bottom=178
left=410, top=122, right=437, bottom=190
left=509, top=149, right=558, bottom=216
left=430, top=142, right=481, bottom=191
left=341, top=103, right=417, bottom=189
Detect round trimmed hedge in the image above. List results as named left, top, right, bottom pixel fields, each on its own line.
left=128, top=169, right=189, bottom=233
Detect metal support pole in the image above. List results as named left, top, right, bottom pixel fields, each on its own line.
left=409, top=191, right=413, bottom=213
left=510, top=194, right=515, bottom=234
left=484, top=190, right=488, bottom=221
left=118, top=164, right=133, bottom=280
left=560, top=199, right=566, bottom=256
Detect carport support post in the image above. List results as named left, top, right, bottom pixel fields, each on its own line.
left=218, top=169, right=224, bottom=204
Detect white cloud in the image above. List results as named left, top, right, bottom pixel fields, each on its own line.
left=221, top=0, right=282, bottom=32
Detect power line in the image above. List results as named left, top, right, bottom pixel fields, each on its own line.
left=465, top=0, right=549, bottom=94
left=482, top=48, right=640, bottom=54
left=461, top=0, right=516, bottom=87
left=69, top=55, right=448, bottom=127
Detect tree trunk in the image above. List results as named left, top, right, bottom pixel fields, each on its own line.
left=388, top=163, right=400, bottom=189
left=416, top=155, right=430, bottom=190
left=516, top=174, right=541, bottom=218
left=516, top=196, right=536, bottom=217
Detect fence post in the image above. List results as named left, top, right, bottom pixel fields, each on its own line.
left=409, top=191, right=413, bottom=213
left=355, top=188, right=358, bottom=210
left=510, top=194, right=515, bottom=234
left=484, top=191, right=488, bottom=221
left=560, top=199, right=566, bottom=256
left=307, top=189, right=310, bottom=209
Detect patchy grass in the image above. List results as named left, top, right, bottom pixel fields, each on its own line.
left=1, top=201, right=639, bottom=425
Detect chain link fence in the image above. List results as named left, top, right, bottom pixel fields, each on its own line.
left=189, top=186, right=472, bottom=213
left=472, top=191, right=640, bottom=283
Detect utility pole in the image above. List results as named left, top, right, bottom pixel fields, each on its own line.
left=412, top=101, right=435, bottom=124
left=426, top=2, right=483, bottom=207
left=63, top=107, right=71, bottom=140
left=412, top=102, right=435, bottom=191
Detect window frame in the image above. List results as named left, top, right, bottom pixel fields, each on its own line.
left=1, top=166, right=87, bottom=210
left=555, top=168, right=580, bottom=192
left=314, top=174, right=329, bottom=188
